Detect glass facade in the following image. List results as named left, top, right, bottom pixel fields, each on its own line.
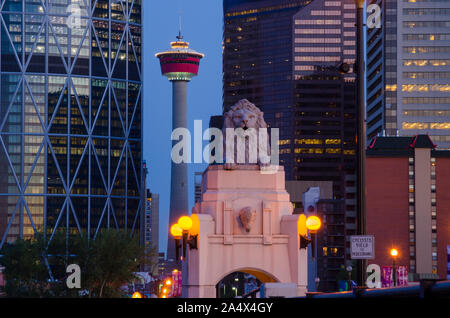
left=0, top=0, right=143, bottom=248
left=367, top=0, right=450, bottom=149
left=223, top=0, right=312, bottom=149
left=223, top=0, right=359, bottom=291
left=292, top=0, right=357, bottom=291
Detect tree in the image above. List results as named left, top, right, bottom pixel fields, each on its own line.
left=0, top=228, right=156, bottom=298
left=0, top=237, right=48, bottom=297
left=81, top=229, right=147, bottom=298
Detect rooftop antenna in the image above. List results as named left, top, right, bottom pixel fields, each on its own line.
left=177, top=11, right=183, bottom=41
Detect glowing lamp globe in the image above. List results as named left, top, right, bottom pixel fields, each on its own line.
left=170, top=224, right=183, bottom=239
left=178, top=216, right=193, bottom=231
left=306, top=216, right=322, bottom=232
left=132, top=292, right=142, bottom=298
left=390, top=248, right=399, bottom=257
left=189, top=214, right=200, bottom=236
left=297, top=214, right=307, bottom=236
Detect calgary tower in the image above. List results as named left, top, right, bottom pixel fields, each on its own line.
left=156, top=31, right=204, bottom=262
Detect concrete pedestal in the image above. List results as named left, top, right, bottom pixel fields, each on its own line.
left=182, top=165, right=307, bottom=298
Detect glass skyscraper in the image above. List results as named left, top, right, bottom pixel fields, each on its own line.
left=0, top=0, right=143, bottom=248
left=223, top=0, right=359, bottom=291
left=367, top=0, right=450, bottom=149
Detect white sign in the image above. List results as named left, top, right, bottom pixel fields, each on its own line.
left=350, top=235, right=375, bottom=259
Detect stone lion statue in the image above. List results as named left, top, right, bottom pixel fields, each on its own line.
left=239, top=207, right=257, bottom=233
left=222, top=99, right=271, bottom=169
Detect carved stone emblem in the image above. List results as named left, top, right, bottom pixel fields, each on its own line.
left=239, top=207, right=256, bottom=233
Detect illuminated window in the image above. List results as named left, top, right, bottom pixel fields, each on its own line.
left=311, top=10, right=341, bottom=16
left=403, top=46, right=450, bottom=54
left=279, top=149, right=291, bottom=154
left=294, top=29, right=341, bottom=34
left=294, top=38, right=341, bottom=44
left=294, top=148, right=324, bottom=154
left=402, top=84, right=450, bottom=92
left=294, top=56, right=341, bottom=62
left=295, top=20, right=341, bottom=25
left=325, top=139, right=341, bottom=145
left=295, top=47, right=341, bottom=53
left=430, top=123, right=450, bottom=130
left=385, top=84, right=397, bottom=91
left=402, top=122, right=429, bottom=130
left=295, top=139, right=322, bottom=145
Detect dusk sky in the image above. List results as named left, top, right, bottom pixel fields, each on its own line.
left=143, top=1, right=223, bottom=254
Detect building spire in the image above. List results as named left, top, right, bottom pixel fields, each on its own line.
left=177, top=11, right=183, bottom=41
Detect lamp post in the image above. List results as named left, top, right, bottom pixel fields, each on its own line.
left=346, top=266, right=353, bottom=291
left=169, top=215, right=199, bottom=266
left=298, top=215, right=322, bottom=253
left=178, top=216, right=193, bottom=259
left=170, top=224, right=183, bottom=264
left=390, top=248, right=398, bottom=287
left=355, top=0, right=367, bottom=288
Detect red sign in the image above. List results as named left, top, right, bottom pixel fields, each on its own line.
left=171, top=271, right=182, bottom=297
left=382, top=266, right=408, bottom=287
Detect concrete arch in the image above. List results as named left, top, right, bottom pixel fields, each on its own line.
left=215, top=267, right=280, bottom=286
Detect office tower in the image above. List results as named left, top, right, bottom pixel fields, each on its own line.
left=156, top=33, right=203, bottom=262
left=223, top=0, right=359, bottom=279
left=291, top=0, right=358, bottom=266
left=367, top=134, right=450, bottom=280
left=223, top=0, right=310, bottom=136
left=144, top=189, right=159, bottom=276
left=0, top=1, right=143, bottom=248
left=367, top=0, right=450, bottom=149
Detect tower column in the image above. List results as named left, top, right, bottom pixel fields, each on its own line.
left=167, top=80, right=189, bottom=261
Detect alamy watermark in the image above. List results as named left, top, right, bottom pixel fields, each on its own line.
left=67, top=0, right=86, bottom=30
left=66, top=263, right=81, bottom=289
left=367, top=4, right=381, bottom=29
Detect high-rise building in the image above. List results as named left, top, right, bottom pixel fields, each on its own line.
left=156, top=33, right=203, bottom=262
left=144, top=189, right=159, bottom=276
left=366, top=0, right=450, bottom=149
left=0, top=1, right=143, bottom=248
left=223, top=0, right=359, bottom=273
left=367, top=134, right=450, bottom=280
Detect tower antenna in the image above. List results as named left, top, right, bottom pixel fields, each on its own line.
left=177, top=11, right=183, bottom=41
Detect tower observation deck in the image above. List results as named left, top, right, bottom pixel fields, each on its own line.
left=156, top=35, right=204, bottom=81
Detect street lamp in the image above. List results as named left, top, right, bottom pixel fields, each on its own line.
left=170, top=215, right=200, bottom=263
left=131, top=291, right=142, bottom=298
left=178, top=216, right=193, bottom=259
left=170, top=224, right=183, bottom=264
left=315, top=277, right=320, bottom=291
left=346, top=266, right=353, bottom=291
left=390, top=248, right=399, bottom=287
left=354, top=0, right=367, bottom=288
left=298, top=214, right=322, bottom=260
